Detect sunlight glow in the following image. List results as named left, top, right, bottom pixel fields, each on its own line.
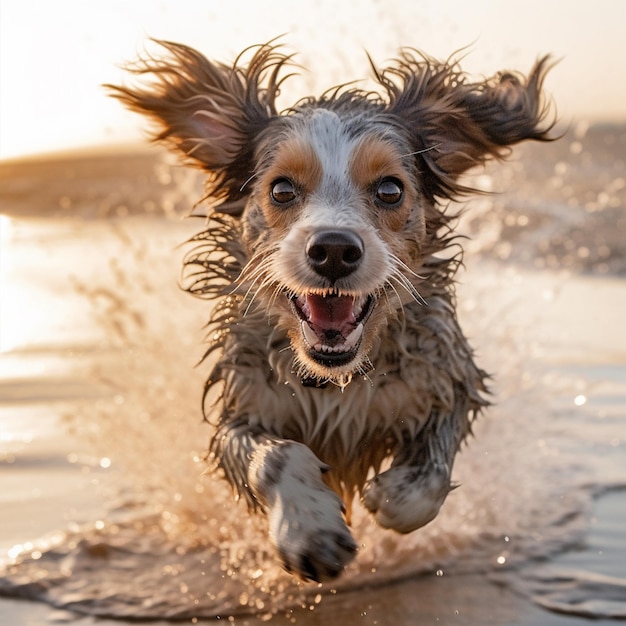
left=0, top=226, right=33, bottom=354
left=0, top=217, right=50, bottom=353
left=0, top=216, right=18, bottom=353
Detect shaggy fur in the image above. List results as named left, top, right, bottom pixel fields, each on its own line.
left=108, top=40, right=555, bottom=582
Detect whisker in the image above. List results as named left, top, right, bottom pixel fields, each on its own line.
left=243, top=270, right=280, bottom=317
left=237, top=254, right=272, bottom=284
left=229, top=259, right=265, bottom=297
left=243, top=285, right=264, bottom=317
left=268, top=284, right=286, bottom=308
left=236, top=256, right=279, bottom=317
left=237, top=259, right=271, bottom=303
left=359, top=356, right=375, bottom=378
left=257, top=275, right=279, bottom=299
left=382, top=281, right=401, bottom=314
left=239, top=172, right=258, bottom=193
left=389, top=252, right=426, bottom=281
left=387, top=275, right=412, bottom=313
left=241, top=286, right=258, bottom=315
left=391, top=270, right=427, bottom=306
left=241, top=255, right=277, bottom=285
left=400, top=143, right=441, bottom=159
left=387, top=256, right=427, bottom=306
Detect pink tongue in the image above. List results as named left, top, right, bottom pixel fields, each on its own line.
left=306, top=294, right=355, bottom=330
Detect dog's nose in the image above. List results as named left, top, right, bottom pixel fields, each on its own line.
left=306, top=230, right=364, bottom=281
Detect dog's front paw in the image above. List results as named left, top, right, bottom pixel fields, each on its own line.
left=268, top=481, right=357, bottom=582
left=251, top=442, right=357, bottom=581
left=362, top=464, right=453, bottom=534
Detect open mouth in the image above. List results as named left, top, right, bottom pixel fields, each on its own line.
left=289, top=291, right=375, bottom=366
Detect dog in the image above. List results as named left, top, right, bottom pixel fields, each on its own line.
left=108, top=40, right=555, bottom=582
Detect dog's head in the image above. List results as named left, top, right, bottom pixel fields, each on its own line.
left=109, top=41, right=554, bottom=384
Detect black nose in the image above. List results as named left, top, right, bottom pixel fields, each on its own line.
left=306, top=229, right=364, bottom=281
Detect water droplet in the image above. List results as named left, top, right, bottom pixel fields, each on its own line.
left=59, top=195, right=72, bottom=210
left=570, top=141, right=583, bottom=155
left=574, top=394, right=587, bottom=406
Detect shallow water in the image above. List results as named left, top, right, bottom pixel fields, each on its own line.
left=0, top=124, right=625, bottom=624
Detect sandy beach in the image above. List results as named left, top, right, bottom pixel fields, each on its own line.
left=1, top=129, right=625, bottom=625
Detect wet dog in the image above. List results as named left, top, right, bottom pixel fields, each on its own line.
left=108, top=40, right=555, bottom=581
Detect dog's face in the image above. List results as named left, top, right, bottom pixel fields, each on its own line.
left=109, top=41, right=554, bottom=384
left=240, top=107, right=427, bottom=382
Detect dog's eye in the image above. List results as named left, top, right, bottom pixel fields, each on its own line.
left=375, top=177, right=404, bottom=207
left=270, top=178, right=297, bottom=205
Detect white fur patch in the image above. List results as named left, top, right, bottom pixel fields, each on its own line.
left=362, top=463, right=453, bottom=534
left=249, top=442, right=357, bottom=581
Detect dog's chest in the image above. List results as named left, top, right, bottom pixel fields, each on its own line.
left=244, top=368, right=427, bottom=451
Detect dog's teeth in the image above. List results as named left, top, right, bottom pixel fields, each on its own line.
left=344, top=323, right=364, bottom=350
left=301, top=321, right=321, bottom=349
left=301, top=321, right=364, bottom=355
left=293, top=296, right=311, bottom=319
left=352, top=296, right=368, bottom=319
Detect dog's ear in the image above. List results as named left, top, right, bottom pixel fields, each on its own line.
left=377, top=52, right=557, bottom=201
left=106, top=40, right=291, bottom=212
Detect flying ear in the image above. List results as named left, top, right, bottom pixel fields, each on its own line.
left=106, top=39, right=292, bottom=211
left=376, top=51, right=557, bottom=201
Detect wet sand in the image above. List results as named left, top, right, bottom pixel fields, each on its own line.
left=1, top=144, right=625, bottom=625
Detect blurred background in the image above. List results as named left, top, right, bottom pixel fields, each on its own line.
left=1, top=0, right=625, bottom=160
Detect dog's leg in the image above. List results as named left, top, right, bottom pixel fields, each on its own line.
left=362, top=397, right=471, bottom=534
left=213, top=422, right=358, bottom=581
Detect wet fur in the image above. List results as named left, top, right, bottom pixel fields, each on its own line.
left=108, top=40, right=555, bottom=581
